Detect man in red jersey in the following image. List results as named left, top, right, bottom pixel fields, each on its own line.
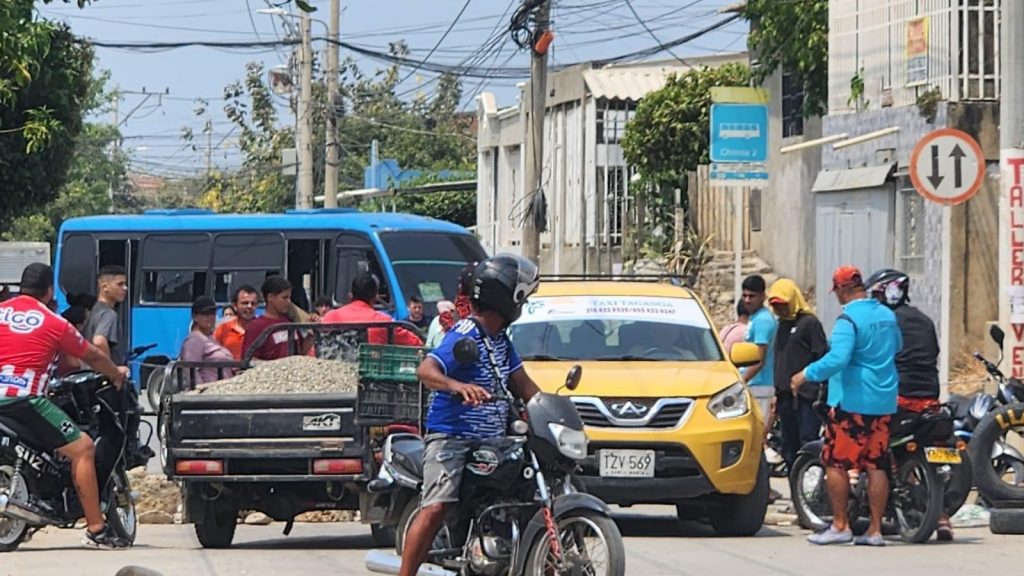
left=0, top=263, right=129, bottom=549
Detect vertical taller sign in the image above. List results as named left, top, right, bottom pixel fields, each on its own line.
left=1003, top=152, right=1024, bottom=378
left=906, top=16, right=930, bottom=86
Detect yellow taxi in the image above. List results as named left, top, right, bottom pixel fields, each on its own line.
left=508, top=280, right=769, bottom=536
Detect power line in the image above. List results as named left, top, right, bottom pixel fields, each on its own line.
left=622, top=0, right=691, bottom=66
left=395, top=0, right=474, bottom=86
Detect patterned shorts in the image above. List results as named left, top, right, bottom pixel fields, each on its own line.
left=822, top=407, right=891, bottom=471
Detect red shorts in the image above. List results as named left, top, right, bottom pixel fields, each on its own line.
left=822, top=407, right=891, bottom=471
left=897, top=396, right=940, bottom=413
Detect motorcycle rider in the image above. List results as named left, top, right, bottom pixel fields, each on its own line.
left=0, top=263, right=130, bottom=549
left=865, top=268, right=955, bottom=541
left=400, top=254, right=543, bottom=576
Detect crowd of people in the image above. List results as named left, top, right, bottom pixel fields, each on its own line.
left=732, top=266, right=948, bottom=546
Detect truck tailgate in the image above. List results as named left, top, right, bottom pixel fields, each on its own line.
left=167, top=392, right=364, bottom=479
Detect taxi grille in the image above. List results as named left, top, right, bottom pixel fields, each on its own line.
left=571, top=397, right=693, bottom=429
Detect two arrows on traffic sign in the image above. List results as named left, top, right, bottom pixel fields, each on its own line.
left=910, top=128, right=985, bottom=205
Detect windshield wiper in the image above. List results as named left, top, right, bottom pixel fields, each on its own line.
left=520, top=354, right=571, bottom=361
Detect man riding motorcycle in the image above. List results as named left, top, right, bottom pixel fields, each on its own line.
left=865, top=268, right=954, bottom=541
left=0, top=263, right=129, bottom=549
left=399, top=254, right=543, bottom=576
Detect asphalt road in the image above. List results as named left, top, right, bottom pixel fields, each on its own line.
left=3, top=507, right=1021, bottom=576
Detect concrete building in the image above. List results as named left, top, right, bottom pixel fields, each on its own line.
left=475, top=53, right=747, bottom=274
left=810, top=0, right=999, bottom=367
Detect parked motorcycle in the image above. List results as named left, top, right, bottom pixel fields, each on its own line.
left=0, top=345, right=156, bottom=551
left=966, top=326, right=1024, bottom=506
left=789, top=395, right=958, bottom=543
left=365, top=335, right=625, bottom=576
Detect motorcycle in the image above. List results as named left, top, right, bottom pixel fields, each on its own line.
left=0, top=344, right=157, bottom=551
left=365, top=335, right=625, bottom=576
left=789, top=390, right=958, bottom=543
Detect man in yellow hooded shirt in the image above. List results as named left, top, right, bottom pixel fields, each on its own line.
left=767, top=279, right=828, bottom=469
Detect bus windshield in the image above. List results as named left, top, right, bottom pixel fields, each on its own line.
left=378, top=231, right=487, bottom=315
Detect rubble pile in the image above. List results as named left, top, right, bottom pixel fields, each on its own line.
left=188, top=355, right=360, bottom=395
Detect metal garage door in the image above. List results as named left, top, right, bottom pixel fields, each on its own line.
left=814, top=184, right=896, bottom=333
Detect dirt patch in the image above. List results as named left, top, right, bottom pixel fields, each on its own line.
left=188, top=355, right=359, bottom=395
left=128, top=467, right=180, bottom=521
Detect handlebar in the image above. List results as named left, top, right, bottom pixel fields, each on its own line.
left=974, top=351, right=1005, bottom=382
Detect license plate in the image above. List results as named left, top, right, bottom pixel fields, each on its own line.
left=924, top=447, right=962, bottom=464
left=598, top=449, right=655, bottom=478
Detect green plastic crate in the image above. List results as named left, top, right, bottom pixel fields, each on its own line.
left=358, top=344, right=426, bottom=384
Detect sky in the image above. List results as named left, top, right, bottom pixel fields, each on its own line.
left=38, top=0, right=749, bottom=181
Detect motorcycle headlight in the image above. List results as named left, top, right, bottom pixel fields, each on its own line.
left=547, top=423, right=588, bottom=460
left=707, top=382, right=750, bottom=420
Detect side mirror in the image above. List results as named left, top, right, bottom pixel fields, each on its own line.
left=991, top=325, right=1005, bottom=348
left=453, top=337, right=479, bottom=364
left=730, top=342, right=761, bottom=368
left=565, top=365, right=583, bottom=391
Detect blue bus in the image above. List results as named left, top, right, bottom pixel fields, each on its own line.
left=53, top=208, right=487, bottom=390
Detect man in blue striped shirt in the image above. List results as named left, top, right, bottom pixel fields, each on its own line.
left=790, top=266, right=901, bottom=547
left=401, top=255, right=543, bottom=576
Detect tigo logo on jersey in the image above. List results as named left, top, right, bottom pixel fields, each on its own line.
left=0, top=307, right=45, bottom=334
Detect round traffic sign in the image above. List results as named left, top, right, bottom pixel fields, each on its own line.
left=909, top=128, right=986, bottom=205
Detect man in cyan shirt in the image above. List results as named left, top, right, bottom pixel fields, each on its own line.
left=740, top=275, right=777, bottom=423
left=321, top=274, right=422, bottom=346
left=791, top=266, right=901, bottom=547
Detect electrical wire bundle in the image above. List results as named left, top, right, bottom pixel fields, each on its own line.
left=509, top=0, right=545, bottom=51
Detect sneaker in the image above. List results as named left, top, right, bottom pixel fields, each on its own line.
left=936, top=518, right=954, bottom=541
left=82, top=525, right=128, bottom=550
left=807, top=526, right=853, bottom=545
left=854, top=533, right=885, bottom=547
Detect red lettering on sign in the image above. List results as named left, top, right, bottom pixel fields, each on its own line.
left=1008, top=157, right=1024, bottom=186
left=1014, top=185, right=1024, bottom=208
left=1014, top=325, right=1024, bottom=341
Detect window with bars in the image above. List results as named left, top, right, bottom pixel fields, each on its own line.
left=960, top=0, right=1000, bottom=100
left=595, top=105, right=633, bottom=144
left=896, top=177, right=926, bottom=276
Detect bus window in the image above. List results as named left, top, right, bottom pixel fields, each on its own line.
left=334, top=233, right=390, bottom=308
left=378, top=231, right=487, bottom=315
left=58, top=233, right=97, bottom=298
left=212, top=233, right=285, bottom=303
left=140, top=234, right=211, bottom=304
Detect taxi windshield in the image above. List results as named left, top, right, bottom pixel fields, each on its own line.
left=508, top=295, right=723, bottom=362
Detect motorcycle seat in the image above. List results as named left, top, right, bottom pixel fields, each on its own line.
left=391, top=436, right=425, bottom=480
left=0, top=402, right=60, bottom=453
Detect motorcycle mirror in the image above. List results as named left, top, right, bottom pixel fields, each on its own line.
left=991, top=325, right=1006, bottom=348
left=453, top=337, right=479, bottom=364
left=565, top=365, right=583, bottom=391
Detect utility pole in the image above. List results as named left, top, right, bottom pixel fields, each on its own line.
left=1000, top=1, right=1024, bottom=379
left=110, top=84, right=120, bottom=201
left=323, top=0, right=341, bottom=208
left=521, top=0, right=551, bottom=266
left=296, top=11, right=315, bottom=209
left=205, top=120, right=213, bottom=178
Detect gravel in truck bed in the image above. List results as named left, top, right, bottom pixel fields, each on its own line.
left=187, top=355, right=360, bottom=395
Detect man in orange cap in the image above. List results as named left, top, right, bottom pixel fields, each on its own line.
left=791, top=265, right=901, bottom=547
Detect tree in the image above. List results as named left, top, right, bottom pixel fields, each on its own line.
left=620, top=63, right=749, bottom=257
left=622, top=63, right=750, bottom=187
left=3, top=70, right=132, bottom=244
left=743, top=0, right=829, bottom=117
left=0, top=0, right=94, bottom=231
left=193, top=43, right=476, bottom=223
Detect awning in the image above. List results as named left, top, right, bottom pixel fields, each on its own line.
left=583, top=67, right=686, bottom=102
left=811, top=163, right=896, bottom=193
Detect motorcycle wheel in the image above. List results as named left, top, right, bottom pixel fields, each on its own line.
left=105, top=469, right=138, bottom=545
left=943, top=450, right=973, bottom=517
left=789, top=454, right=832, bottom=532
left=0, top=464, right=29, bottom=552
left=892, top=450, right=944, bottom=544
left=524, top=509, right=625, bottom=576
left=145, top=369, right=164, bottom=414
left=395, top=497, right=455, bottom=557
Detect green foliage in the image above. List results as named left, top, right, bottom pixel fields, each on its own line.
left=3, top=70, right=133, bottom=244
left=743, top=0, right=828, bottom=117
left=622, top=63, right=750, bottom=187
left=194, top=42, right=476, bottom=223
left=0, top=0, right=94, bottom=230
left=360, top=172, right=477, bottom=227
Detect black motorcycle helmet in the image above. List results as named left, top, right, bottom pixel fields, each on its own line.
left=865, top=268, right=910, bottom=309
left=470, top=254, right=540, bottom=324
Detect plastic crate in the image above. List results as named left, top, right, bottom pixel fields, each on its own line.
left=356, top=380, right=427, bottom=425
left=358, top=344, right=426, bottom=384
